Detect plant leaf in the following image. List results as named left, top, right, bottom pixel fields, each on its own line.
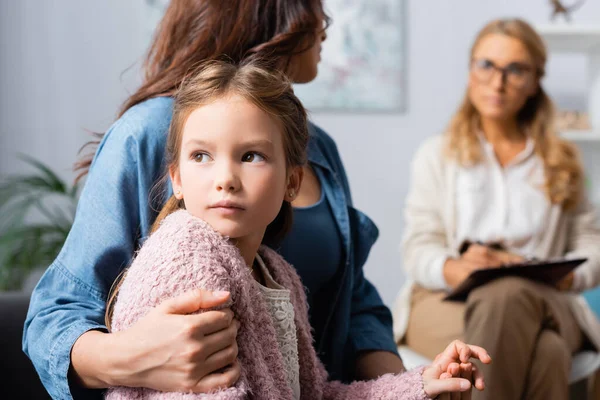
left=0, top=156, right=77, bottom=290
left=16, top=154, right=67, bottom=194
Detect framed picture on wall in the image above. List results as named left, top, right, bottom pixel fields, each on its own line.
left=145, top=0, right=407, bottom=113
left=293, top=0, right=407, bottom=113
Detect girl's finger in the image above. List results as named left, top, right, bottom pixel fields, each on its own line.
left=460, top=363, right=473, bottom=400
left=471, top=365, right=485, bottom=391
left=447, top=362, right=460, bottom=377
left=425, top=377, right=471, bottom=397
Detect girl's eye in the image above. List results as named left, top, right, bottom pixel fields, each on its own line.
left=193, top=152, right=211, bottom=163
left=242, top=152, right=265, bottom=163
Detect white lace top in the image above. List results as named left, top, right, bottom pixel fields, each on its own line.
left=254, top=255, right=301, bottom=400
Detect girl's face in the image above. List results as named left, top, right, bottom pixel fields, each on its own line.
left=171, top=94, right=301, bottom=243
left=468, top=33, right=539, bottom=122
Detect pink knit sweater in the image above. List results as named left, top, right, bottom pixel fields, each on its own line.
left=105, top=210, right=430, bottom=400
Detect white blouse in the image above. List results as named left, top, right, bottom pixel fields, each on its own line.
left=254, top=254, right=301, bottom=400
left=455, top=135, right=552, bottom=256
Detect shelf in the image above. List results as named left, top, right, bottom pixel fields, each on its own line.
left=560, top=130, right=600, bottom=142
left=535, top=24, right=600, bottom=53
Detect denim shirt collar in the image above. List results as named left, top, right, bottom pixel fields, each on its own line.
left=306, top=126, right=333, bottom=173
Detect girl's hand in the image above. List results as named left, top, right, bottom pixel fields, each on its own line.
left=422, top=340, right=490, bottom=398
left=422, top=363, right=471, bottom=399
left=438, top=362, right=476, bottom=400
left=433, top=340, right=489, bottom=391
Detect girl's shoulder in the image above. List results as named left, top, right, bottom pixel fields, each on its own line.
left=148, top=209, right=231, bottom=251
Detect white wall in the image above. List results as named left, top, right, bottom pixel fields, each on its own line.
left=1, top=0, right=599, bottom=306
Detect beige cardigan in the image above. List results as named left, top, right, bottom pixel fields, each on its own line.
left=392, top=134, right=600, bottom=350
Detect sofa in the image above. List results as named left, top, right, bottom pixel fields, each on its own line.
left=0, top=291, right=51, bottom=399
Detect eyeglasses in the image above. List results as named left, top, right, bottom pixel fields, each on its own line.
left=470, top=58, right=536, bottom=89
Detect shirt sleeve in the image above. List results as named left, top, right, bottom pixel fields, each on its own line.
left=322, top=366, right=429, bottom=400
left=401, top=137, right=457, bottom=290
left=22, top=118, right=150, bottom=400
left=348, top=261, right=400, bottom=358
left=310, top=123, right=400, bottom=370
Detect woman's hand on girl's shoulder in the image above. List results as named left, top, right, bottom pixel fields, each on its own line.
left=109, top=289, right=241, bottom=393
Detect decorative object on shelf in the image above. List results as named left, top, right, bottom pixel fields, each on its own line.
left=549, top=0, right=586, bottom=22
left=536, top=24, right=600, bottom=133
left=293, top=0, right=406, bottom=112
left=0, top=155, right=79, bottom=291
left=556, top=109, right=592, bottom=131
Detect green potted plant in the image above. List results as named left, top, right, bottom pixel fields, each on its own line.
left=0, top=155, right=79, bottom=291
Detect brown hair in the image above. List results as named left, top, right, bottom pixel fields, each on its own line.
left=75, top=0, right=328, bottom=182
left=445, top=18, right=583, bottom=210
left=105, top=59, right=309, bottom=330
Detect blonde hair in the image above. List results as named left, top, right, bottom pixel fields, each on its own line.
left=445, top=18, right=583, bottom=210
left=105, top=60, right=309, bottom=329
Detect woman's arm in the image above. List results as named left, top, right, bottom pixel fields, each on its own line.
left=23, top=118, right=148, bottom=399
left=401, top=136, right=458, bottom=290
left=348, top=255, right=404, bottom=378
left=314, top=124, right=403, bottom=377
left=23, top=106, right=238, bottom=399
left=104, top=210, right=247, bottom=398
left=72, top=290, right=238, bottom=393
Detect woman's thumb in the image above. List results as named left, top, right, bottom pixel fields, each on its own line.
left=160, top=289, right=230, bottom=314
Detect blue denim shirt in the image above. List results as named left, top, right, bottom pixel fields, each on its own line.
left=23, top=97, right=398, bottom=399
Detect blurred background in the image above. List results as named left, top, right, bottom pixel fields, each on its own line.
left=1, top=0, right=599, bottom=307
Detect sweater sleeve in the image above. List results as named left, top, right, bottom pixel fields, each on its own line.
left=565, top=193, right=600, bottom=292
left=401, top=136, right=457, bottom=290
left=105, top=210, right=248, bottom=399
left=322, top=367, right=430, bottom=400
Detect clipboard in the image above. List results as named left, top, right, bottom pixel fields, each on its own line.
left=443, top=257, right=587, bottom=302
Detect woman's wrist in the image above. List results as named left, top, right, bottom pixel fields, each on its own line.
left=70, top=330, right=131, bottom=389
left=354, top=350, right=406, bottom=379
left=442, top=259, right=460, bottom=288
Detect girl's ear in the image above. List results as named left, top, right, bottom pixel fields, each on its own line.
left=170, top=166, right=184, bottom=200
left=284, top=166, right=304, bottom=202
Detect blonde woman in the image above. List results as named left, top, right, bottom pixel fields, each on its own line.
left=393, top=18, right=600, bottom=400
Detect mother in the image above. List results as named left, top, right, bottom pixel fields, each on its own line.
left=23, top=1, right=403, bottom=399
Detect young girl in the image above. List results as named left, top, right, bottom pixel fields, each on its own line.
left=104, top=60, right=489, bottom=399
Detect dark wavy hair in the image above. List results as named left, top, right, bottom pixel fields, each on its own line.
left=75, top=0, right=329, bottom=182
